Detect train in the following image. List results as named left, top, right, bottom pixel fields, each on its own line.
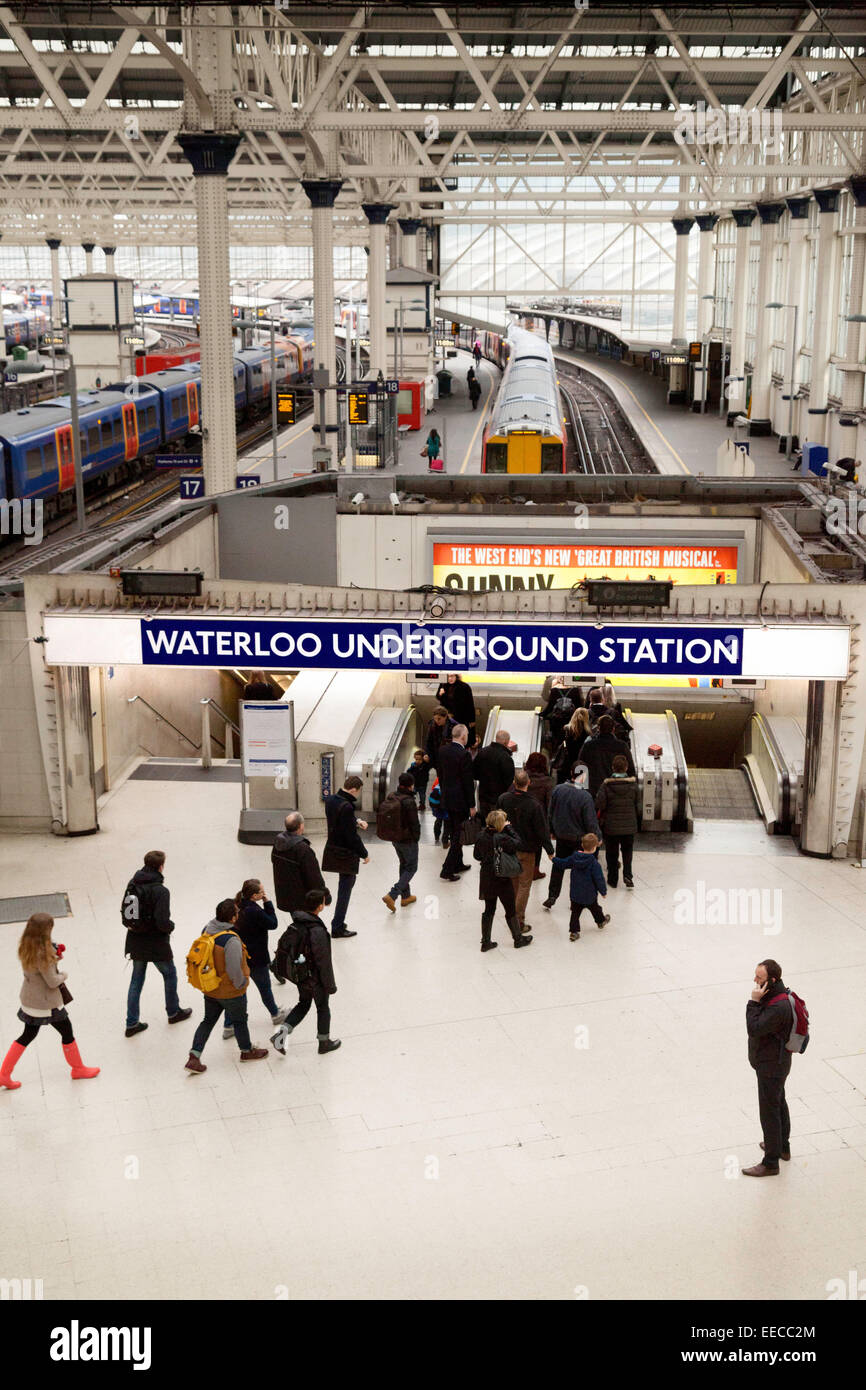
left=480, top=327, right=567, bottom=474
left=3, top=307, right=50, bottom=353
left=0, top=331, right=313, bottom=515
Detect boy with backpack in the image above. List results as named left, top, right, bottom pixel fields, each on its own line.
left=184, top=900, right=269, bottom=1072
left=379, top=773, right=421, bottom=912
left=270, top=890, right=341, bottom=1056
left=742, top=959, right=809, bottom=1177
left=552, top=832, right=611, bottom=941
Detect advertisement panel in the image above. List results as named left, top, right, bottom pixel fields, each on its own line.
left=432, top=542, right=739, bottom=590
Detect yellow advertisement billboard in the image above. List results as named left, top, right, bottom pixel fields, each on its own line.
left=432, top=542, right=738, bottom=591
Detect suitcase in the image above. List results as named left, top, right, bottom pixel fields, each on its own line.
left=428, top=456, right=444, bottom=472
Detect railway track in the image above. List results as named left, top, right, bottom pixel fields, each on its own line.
left=558, top=360, right=656, bottom=475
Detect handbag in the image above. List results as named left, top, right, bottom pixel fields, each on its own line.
left=493, top=840, right=521, bottom=878
left=462, top=814, right=483, bottom=846
left=321, top=842, right=357, bottom=875
left=59, top=983, right=73, bottom=1005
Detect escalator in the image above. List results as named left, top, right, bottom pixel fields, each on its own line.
left=741, top=714, right=805, bottom=835
left=483, top=704, right=543, bottom=761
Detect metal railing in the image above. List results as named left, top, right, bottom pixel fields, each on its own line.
left=128, top=694, right=238, bottom=767
left=128, top=695, right=200, bottom=752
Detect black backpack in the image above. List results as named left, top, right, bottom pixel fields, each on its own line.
left=273, top=920, right=312, bottom=987
left=376, top=792, right=407, bottom=842
left=552, top=696, right=575, bottom=721
left=121, top=880, right=144, bottom=931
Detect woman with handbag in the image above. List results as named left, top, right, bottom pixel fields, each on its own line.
left=0, top=913, right=99, bottom=1089
left=472, top=810, right=533, bottom=953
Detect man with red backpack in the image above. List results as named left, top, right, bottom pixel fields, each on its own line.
left=742, top=958, right=808, bottom=1177
left=380, top=773, right=421, bottom=912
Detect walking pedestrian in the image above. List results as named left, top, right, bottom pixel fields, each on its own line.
left=271, top=811, right=330, bottom=915
left=435, top=673, right=477, bottom=746
left=498, top=769, right=554, bottom=932
left=437, top=723, right=476, bottom=880
left=742, top=960, right=794, bottom=1177
left=323, top=774, right=369, bottom=939
left=405, top=748, right=430, bottom=809
left=541, top=677, right=580, bottom=750
left=224, top=880, right=287, bottom=1037
left=1, top=914, right=100, bottom=1089
left=543, top=765, right=602, bottom=910
left=524, top=750, right=555, bottom=879
left=185, top=900, right=268, bottom=1072
left=425, top=427, right=442, bottom=468
left=429, top=776, right=447, bottom=844
left=552, top=833, right=611, bottom=941
left=473, top=728, right=515, bottom=819
left=596, top=754, right=640, bottom=888
left=122, top=849, right=192, bottom=1038
left=270, top=890, right=341, bottom=1056
left=380, top=773, right=421, bottom=912
left=581, top=714, right=635, bottom=797
left=423, top=705, right=456, bottom=771
left=469, top=376, right=481, bottom=410
left=473, top=339, right=482, bottom=367
left=553, top=707, right=592, bottom=785
left=473, top=810, right=532, bottom=951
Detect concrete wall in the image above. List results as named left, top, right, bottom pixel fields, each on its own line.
left=217, top=491, right=337, bottom=584
left=119, top=509, right=219, bottom=579
left=0, top=604, right=52, bottom=830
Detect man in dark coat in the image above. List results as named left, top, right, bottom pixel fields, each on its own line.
left=437, top=724, right=476, bottom=879
left=382, top=773, right=422, bottom=912
left=243, top=669, right=277, bottom=699
left=742, top=959, right=794, bottom=1176
left=544, top=768, right=602, bottom=910
left=323, top=775, right=369, bottom=939
left=270, top=890, right=341, bottom=1056
left=498, top=770, right=554, bottom=930
left=271, top=811, right=330, bottom=914
left=123, top=849, right=192, bottom=1037
left=595, top=754, right=640, bottom=889
left=424, top=706, right=456, bottom=770
left=473, top=729, right=515, bottom=818
left=580, top=714, right=635, bottom=797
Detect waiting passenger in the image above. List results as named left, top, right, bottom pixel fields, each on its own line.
left=473, top=809, right=532, bottom=952
left=380, top=773, right=421, bottom=913
left=1, top=913, right=99, bottom=1089
left=742, top=959, right=794, bottom=1177
left=585, top=686, right=606, bottom=725
left=469, top=376, right=481, bottom=410
left=473, top=339, right=482, bottom=366
left=405, top=749, right=430, bottom=810
left=323, top=775, right=369, bottom=939
left=473, top=728, right=516, bottom=819
left=185, top=899, right=268, bottom=1073
left=224, top=879, right=287, bottom=1038
left=243, top=670, right=277, bottom=700
left=271, top=889, right=341, bottom=1056
left=122, top=849, right=192, bottom=1038
left=596, top=754, right=639, bottom=889
left=552, top=833, right=611, bottom=942
left=580, top=714, right=636, bottom=797
left=543, top=764, right=602, bottom=911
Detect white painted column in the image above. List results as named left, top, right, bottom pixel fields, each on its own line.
left=398, top=217, right=422, bottom=270
left=671, top=216, right=694, bottom=342
left=781, top=196, right=811, bottom=444
left=102, top=246, right=116, bottom=274
left=807, top=188, right=841, bottom=447
left=362, top=201, right=394, bottom=378
left=177, top=132, right=242, bottom=496
left=748, top=202, right=785, bottom=432
left=695, top=213, right=718, bottom=337
left=302, top=179, right=343, bottom=433
left=46, top=237, right=62, bottom=327
left=726, top=208, right=755, bottom=421
left=82, top=242, right=95, bottom=275
left=840, top=178, right=866, bottom=434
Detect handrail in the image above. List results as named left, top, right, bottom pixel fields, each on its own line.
left=200, top=697, right=240, bottom=736
left=128, top=695, right=201, bottom=751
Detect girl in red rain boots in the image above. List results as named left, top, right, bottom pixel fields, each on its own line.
left=0, top=913, right=99, bottom=1089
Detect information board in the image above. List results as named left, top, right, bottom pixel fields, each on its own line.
left=348, top=391, right=369, bottom=425
left=241, top=701, right=293, bottom=778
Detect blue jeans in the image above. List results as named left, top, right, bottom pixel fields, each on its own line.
left=126, top=959, right=180, bottom=1027
left=191, top=994, right=251, bottom=1055
left=390, top=841, right=419, bottom=898
left=225, top=963, right=279, bottom=1024
left=332, top=872, right=355, bottom=932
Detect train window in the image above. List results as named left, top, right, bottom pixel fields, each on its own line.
left=113, top=418, right=124, bottom=442
left=101, top=421, right=113, bottom=446
left=486, top=442, right=507, bottom=473
left=541, top=443, right=562, bottom=473
left=24, top=446, right=44, bottom=479
left=88, top=426, right=100, bottom=451
left=171, top=395, right=185, bottom=421
left=145, top=406, right=157, bottom=430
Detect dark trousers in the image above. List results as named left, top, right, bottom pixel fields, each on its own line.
left=17, top=1017, right=75, bottom=1047
left=569, top=901, right=606, bottom=934
left=246, top=963, right=280, bottom=1018
left=126, top=958, right=180, bottom=1027
left=756, top=1061, right=792, bottom=1165
left=604, top=834, right=634, bottom=885
left=442, top=818, right=467, bottom=875
left=191, top=994, right=251, bottom=1055
left=287, top=983, right=331, bottom=1037
left=332, top=872, right=355, bottom=932
left=390, top=841, right=419, bottom=898
left=483, top=880, right=516, bottom=919
left=547, top=836, right=578, bottom=902
left=433, top=813, right=446, bottom=843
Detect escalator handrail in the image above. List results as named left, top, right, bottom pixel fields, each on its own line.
left=749, top=713, right=790, bottom=826
left=664, top=708, right=690, bottom=827
left=483, top=705, right=501, bottom=747
left=376, top=705, right=416, bottom=806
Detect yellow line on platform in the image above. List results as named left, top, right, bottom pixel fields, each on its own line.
left=459, top=365, right=496, bottom=474
left=562, top=356, right=690, bottom=476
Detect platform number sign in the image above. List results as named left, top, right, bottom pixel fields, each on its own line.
left=385, top=379, right=400, bottom=395
left=650, top=349, right=661, bottom=361
left=348, top=391, right=369, bottom=426
left=179, top=475, right=204, bottom=500
left=236, top=475, right=260, bottom=489
left=277, top=390, right=295, bottom=423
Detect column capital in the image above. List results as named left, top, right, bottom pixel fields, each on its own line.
left=785, top=195, right=811, bottom=219
left=398, top=217, right=424, bottom=235
left=177, top=132, right=242, bottom=177
left=81, top=242, right=96, bottom=253
left=813, top=187, right=840, bottom=215
left=101, top=246, right=116, bottom=255
left=732, top=208, right=756, bottom=228
left=45, top=237, right=62, bottom=251
left=695, top=213, right=719, bottom=233
left=300, top=178, right=343, bottom=209
left=671, top=216, right=694, bottom=236
left=361, top=202, right=395, bottom=225
left=847, top=176, right=866, bottom=208
left=756, top=202, right=785, bottom=225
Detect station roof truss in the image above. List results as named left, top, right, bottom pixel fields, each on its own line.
left=0, top=3, right=863, bottom=244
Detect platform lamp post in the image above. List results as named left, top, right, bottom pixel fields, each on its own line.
left=766, top=302, right=799, bottom=461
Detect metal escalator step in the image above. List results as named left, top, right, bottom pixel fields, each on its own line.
left=687, top=767, right=760, bottom=820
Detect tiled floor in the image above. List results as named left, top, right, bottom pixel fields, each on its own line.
left=1, top=774, right=864, bottom=1301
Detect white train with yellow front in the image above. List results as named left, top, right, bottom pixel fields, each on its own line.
left=481, top=327, right=567, bottom=474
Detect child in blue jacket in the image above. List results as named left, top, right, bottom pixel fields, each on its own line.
left=553, top=832, right=611, bottom=941
left=428, top=777, right=448, bottom=844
